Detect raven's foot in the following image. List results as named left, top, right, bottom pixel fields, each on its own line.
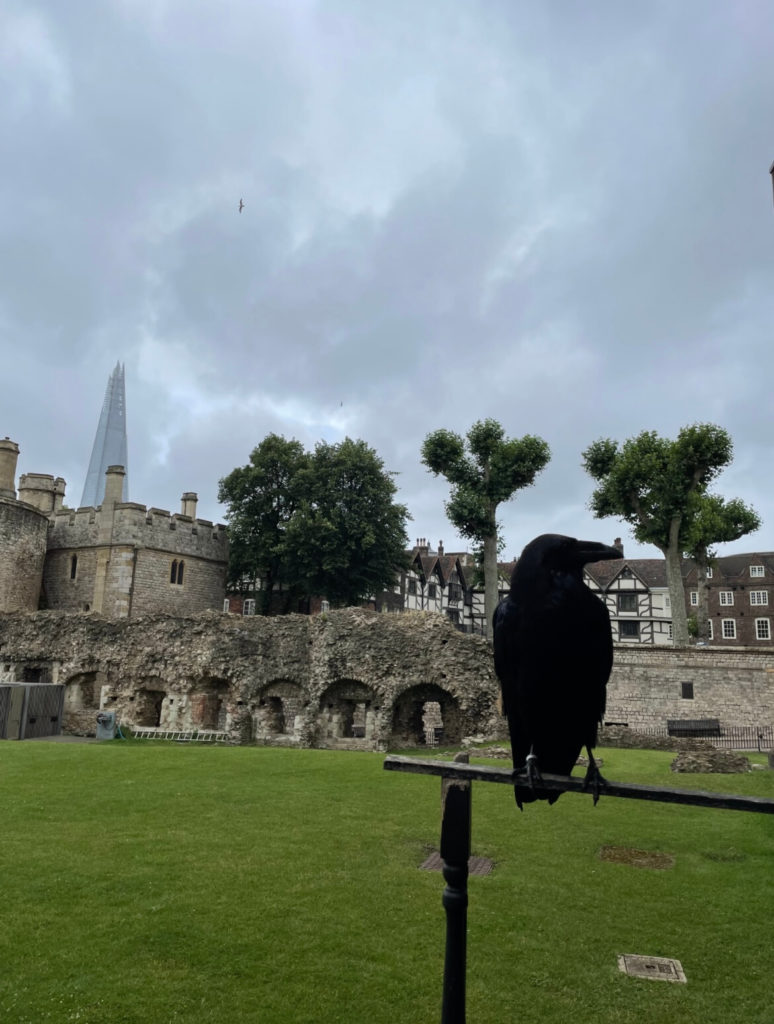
left=511, top=752, right=544, bottom=810
left=582, top=748, right=607, bottom=806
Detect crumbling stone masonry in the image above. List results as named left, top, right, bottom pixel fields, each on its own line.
left=0, top=608, right=501, bottom=749
left=1, top=609, right=773, bottom=748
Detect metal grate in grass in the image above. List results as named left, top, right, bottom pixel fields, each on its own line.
left=419, top=851, right=494, bottom=876
left=617, top=954, right=687, bottom=983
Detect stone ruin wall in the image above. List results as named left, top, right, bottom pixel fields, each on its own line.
left=1, top=609, right=773, bottom=749
left=0, top=608, right=502, bottom=749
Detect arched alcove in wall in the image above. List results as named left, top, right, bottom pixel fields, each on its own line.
left=389, top=683, right=465, bottom=747
left=318, top=679, right=379, bottom=742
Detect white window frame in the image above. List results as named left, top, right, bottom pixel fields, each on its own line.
left=705, top=567, right=713, bottom=579
left=721, top=618, right=736, bottom=640
left=707, top=620, right=713, bottom=640
left=223, top=599, right=230, bottom=613
left=755, top=618, right=771, bottom=640
left=750, top=591, right=769, bottom=606
left=690, top=591, right=698, bottom=606
left=719, top=591, right=734, bottom=606
left=320, top=600, right=330, bottom=613
left=243, top=598, right=256, bottom=616
left=750, top=565, right=765, bottom=578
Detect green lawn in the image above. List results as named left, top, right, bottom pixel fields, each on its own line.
left=0, top=742, right=772, bottom=1024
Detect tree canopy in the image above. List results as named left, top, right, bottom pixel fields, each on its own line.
left=219, top=435, right=410, bottom=612
left=582, top=423, right=755, bottom=646
left=421, top=419, right=550, bottom=634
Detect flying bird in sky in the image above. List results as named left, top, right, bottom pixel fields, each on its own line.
left=239, top=199, right=245, bottom=213
left=493, top=534, right=622, bottom=809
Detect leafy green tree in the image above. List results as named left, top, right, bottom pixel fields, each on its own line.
left=682, top=493, right=760, bottom=641
left=285, top=438, right=410, bottom=607
left=218, top=434, right=309, bottom=614
left=219, top=436, right=410, bottom=612
left=582, top=423, right=737, bottom=646
left=421, top=419, right=550, bottom=634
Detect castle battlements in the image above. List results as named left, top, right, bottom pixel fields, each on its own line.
left=48, top=498, right=229, bottom=562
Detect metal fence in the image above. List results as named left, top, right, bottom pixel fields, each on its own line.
left=634, top=723, right=773, bottom=751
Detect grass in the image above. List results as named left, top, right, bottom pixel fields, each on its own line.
left=0, top=742, right=771, bottom=1024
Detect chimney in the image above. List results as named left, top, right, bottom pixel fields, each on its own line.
left=181, top=492, right=198, bottom=518
left=613, top=537, right=624, bottom=556
left=0, top=437, right=20, bottom=499
left=53, top=477, right=66, bottom=512
left=103, top=465, right=126, bottom=506
left=438, top=540, right=444, bottom=556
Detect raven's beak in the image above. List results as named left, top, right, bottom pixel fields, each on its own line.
left=577, top=541, right=623, bottom=565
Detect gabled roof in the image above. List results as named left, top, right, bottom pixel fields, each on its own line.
left=585, top=558, right=668, bottom=590
left=682, top=552, right=774, bottom=585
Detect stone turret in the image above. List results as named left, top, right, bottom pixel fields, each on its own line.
left=18, top=473, right=66, bottom=516
left=0, top=437, right=48, bottom=612
left=0, top=437, right=19, bottom=499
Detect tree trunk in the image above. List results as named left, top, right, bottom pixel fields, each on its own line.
left=483, top=531, right=499, bottom=640
left=664, top=517, right=689, bottom=646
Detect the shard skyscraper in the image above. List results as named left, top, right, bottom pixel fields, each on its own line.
left=80, top=361, right=129, bottom=507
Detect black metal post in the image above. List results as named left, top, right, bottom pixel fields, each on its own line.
left=440, top=772, right=471, bottom=1024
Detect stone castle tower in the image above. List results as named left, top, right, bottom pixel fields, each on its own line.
left=0, top=439, right=54, bottom=612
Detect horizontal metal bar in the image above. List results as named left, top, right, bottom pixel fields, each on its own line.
left=383, top=755, right=774, bottom=814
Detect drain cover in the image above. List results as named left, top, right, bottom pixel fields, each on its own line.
left=419, top=852, right=494, bottom=876
left=617, top=954, right=686, bottom=983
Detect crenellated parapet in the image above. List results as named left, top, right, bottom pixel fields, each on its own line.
left=47, top=502, right=229, bottom=562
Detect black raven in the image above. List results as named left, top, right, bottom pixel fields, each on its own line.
left=492, top=534, right=622, bottom=808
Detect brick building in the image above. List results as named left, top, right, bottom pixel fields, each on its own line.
left=682, top=552, right=774, bottom=646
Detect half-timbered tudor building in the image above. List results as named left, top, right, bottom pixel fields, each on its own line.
left=584, top=555, right=672, bottom=645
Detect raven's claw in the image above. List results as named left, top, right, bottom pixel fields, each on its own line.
left=512, top=752, right=543, bottom=810
left=582, top=749, right=607, bottom=806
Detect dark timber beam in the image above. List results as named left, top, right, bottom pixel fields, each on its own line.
left=384, top=754, right=774, bottom=813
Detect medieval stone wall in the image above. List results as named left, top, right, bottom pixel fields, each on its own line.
left=605, top=645, right=774, bottom=729
left=0, top=608, right=501, bottom=749
left=1, top=610, right=773, bottom=748
left=0, top=498, right=48, bottom=612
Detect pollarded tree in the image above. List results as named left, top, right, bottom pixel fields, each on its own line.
left=682, top=493, right=761, bottom=642
left=421, top=419, right=550, bottom=635
left=217, top=434, right=309, bottom=614
left=582, top=423, right=736, bottom=646
left=284, top=438, right=410, bottom=608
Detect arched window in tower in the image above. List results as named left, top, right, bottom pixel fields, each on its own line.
left=170, top=560, right=178, bottom=584
left=177, top=560, right=184, bottom=585
left=170, top=559, right=185, bottom=586
left=70, top=554, right=78, bottom=580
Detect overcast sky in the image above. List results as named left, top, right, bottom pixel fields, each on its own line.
left=2, top=1, right=773, bottom=561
